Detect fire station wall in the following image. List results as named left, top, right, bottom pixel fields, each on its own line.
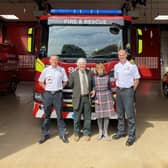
left=3, top=22, right=161, bottom=81
left=132, top=25, right=160, bottom=80
left=0, top=22, right=7, bottom=43
left=160, top=25, right=168, bottom=77
left=49, top=1, right=119, bottom=9
left=0, top=24, right=2, bottom=43
left=6, top=22, right=39, bottom=81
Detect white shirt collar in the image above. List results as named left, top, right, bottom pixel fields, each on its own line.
left=119, top=60, right=130, bottom=66
left=48, top=65, right=59, bottom=69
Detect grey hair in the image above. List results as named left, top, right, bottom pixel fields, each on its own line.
left=76, top=58, right=87, bottom=65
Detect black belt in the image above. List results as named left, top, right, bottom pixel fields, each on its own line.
left=46, top=90, right=62, bottom=94
left=117, top=86, right=133, bottom=90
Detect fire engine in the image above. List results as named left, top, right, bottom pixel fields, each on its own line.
left=0, top=42, right=18, bottom=93
left=32, top=9, right=139, bottom=119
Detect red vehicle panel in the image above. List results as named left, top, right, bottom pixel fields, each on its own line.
left=0, top=43, right=18, bottom=93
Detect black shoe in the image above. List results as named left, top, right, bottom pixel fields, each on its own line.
left=60, top=135, right=69, bottom=144
left=126, top=138, right=135, bottom=146
left=38, top=135, right=50, bottom=144
left=112, top=133, right=126, bottom=140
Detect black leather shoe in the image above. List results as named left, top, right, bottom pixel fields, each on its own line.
left=60, top=135, right=69, bottom=144
left=126, top=138, right=135, bottom=146
left=38, top=135, right=50, bottom=144
left=112, top=134, right=126, bottom=140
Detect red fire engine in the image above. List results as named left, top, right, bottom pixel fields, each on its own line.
left=32, top=9, right=136, bottom=119
left=0, top=42, right=18, bottom=93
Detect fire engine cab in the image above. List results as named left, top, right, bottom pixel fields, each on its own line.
left=0, top=42, right=18, bottom=93
left=32, top=9, right=134, bottom=119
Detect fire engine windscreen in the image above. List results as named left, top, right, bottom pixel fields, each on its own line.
left=47, top=26, right=123, bottom=58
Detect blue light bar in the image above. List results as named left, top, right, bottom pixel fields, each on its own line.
left=50, top=9, right=122, bottom=15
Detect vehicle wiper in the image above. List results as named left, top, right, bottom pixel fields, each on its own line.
left=58, top=53, right=86, bottom=58
left=91, top=53, right=118, bottom=58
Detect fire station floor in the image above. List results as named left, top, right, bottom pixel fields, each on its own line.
left=0, top=80, right=168, bottom=168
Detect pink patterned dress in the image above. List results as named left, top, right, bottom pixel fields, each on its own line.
left=94, top=75, right=114, bottom=118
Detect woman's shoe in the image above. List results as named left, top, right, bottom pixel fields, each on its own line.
left=97, top=134, right=103, bottom=140
left=104, top=135, right=111, bottom=141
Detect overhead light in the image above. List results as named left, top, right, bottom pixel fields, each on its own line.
left=0, top=15, right=19, bottom=20
left=155, top=15, right=168, bottom=20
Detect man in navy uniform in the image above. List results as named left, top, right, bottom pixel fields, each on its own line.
left=38, top=55, right=69, bottom=144
left=112, top=49, right=140, bottom=146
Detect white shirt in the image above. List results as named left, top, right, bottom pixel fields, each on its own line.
left=78, top=70, right=89, bottom=95
left=39, top=65, right=68, bottom=91
left=114, top=61, right=140, bottom=88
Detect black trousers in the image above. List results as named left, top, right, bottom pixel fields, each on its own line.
left=42, top=91, right=66, bottom=137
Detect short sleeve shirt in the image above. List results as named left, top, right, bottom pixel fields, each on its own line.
left=114, top=61, right=140, bottom=88
left=39, top=65, right=68, bottom=91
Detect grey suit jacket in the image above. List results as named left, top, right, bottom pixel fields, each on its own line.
left=68, top=69, right=93, bottom=110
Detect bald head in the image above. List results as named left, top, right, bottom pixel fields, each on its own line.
left=49, top=55, right=59, bottom=67
left=50, top=55, right=59, bottom=60
left=118, top=49, right=127, bottom=63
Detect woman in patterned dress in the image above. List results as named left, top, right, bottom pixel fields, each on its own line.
left=94, top=63, right=114, bottom=140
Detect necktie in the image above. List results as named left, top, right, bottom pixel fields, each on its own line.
left=81, top=71, right=88, bottom=94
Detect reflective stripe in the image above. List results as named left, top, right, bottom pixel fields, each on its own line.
left=35, top=58, right=45, bottom=72
left=64, top=103, right=73, bottom=107
left=63, top=89, right=72, bottom=93
left=137, top=28, right=143, bottom=54
left=138, top=39, right=143, bottom=54
left=36, top=107, right=44, bottom=118
left=28, top=28, right=33, bottom=34
left=27, top=37, right=32, bottom=52
left=27, top=28, right=33, bottom=52
left=137, top=28, right=142, bottom=36
left=63, top=99, right=72, bottom=103
left=130, top=59, right=135, bottom=64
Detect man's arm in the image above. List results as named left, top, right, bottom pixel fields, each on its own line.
left=89, top=70, right=96, bottom=97
left=68, top=72, right=74, bottom=88
left=133, top=79, right=139, bottom=91
left=38, top=69, right=46, bottom=90
left=62, top=68, right=68, bottom=88
left=39, top=81, right=45, bottom=90
left=132, top=64, right=140, bottom=91
left=63, top=81, right=68, bottom=88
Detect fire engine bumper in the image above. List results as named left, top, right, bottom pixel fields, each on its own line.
left=32, top=101, right=118, bottom=119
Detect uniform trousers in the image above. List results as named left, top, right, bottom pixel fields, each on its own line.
left=42, top=91, right=66, bottom=137
left=116, top=87, right=136, bottom=140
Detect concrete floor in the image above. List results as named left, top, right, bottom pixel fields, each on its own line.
left=0, top=81, right=168, bottom=168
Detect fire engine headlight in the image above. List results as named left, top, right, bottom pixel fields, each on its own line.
left=34, top=92, right=43, bottom=103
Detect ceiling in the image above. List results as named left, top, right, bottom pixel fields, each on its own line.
left=0, top=0, right=167, bottom=24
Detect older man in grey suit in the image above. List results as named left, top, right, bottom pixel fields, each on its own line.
left=69, top=58, right=94, bottom=141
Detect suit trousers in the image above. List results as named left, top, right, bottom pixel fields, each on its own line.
left=74, top=95, right=91, bottom=136
left=42, top=91, right=66, bottom=137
